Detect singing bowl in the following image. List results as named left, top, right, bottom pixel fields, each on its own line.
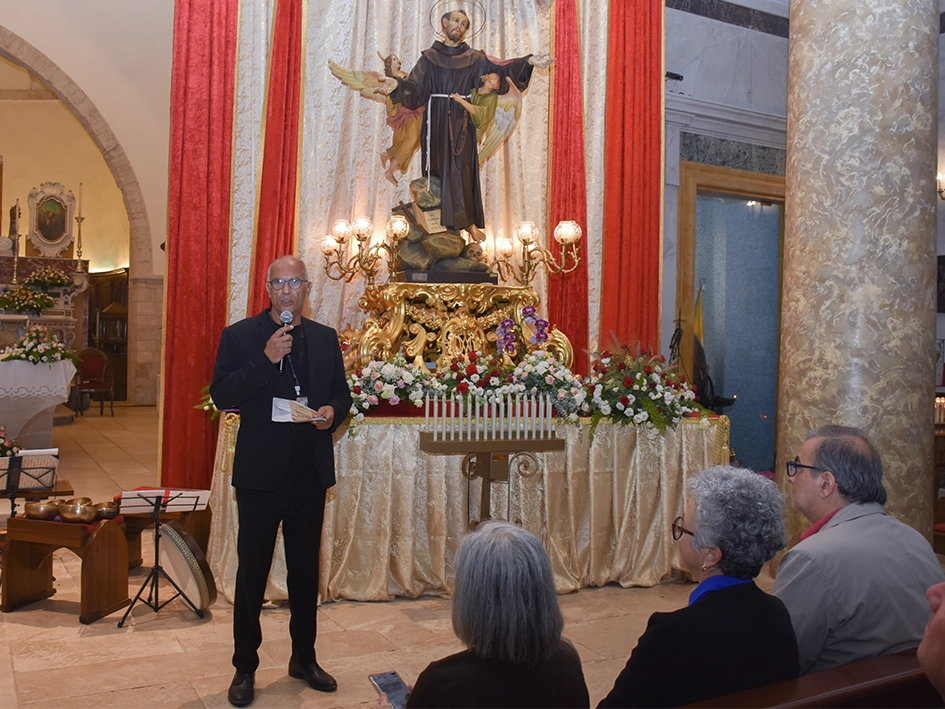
left=66, top=497, right=93, bottom=506
left=59, top=503, right=97, bottom=524
left=24, top=501, right=60, bottom=520
left=94, top=501, right=119, bottom=519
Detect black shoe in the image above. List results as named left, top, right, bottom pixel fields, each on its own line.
left=227, top=670, right=255, bottom=707
left=288, top=657, right=338, bottom=692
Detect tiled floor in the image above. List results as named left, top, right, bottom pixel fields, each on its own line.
left=0, top=407, right=756, bottom=708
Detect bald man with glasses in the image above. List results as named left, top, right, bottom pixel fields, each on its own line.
left=773, top=425, right=944, bottom=675
left=211, top=255, right=351, bottom=707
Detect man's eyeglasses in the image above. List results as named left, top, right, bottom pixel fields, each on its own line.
left=672, top=516, right=694, bottom=541
left=268, top=277, right=307, bottom=290
left=785, top=457, right=826, bottom=478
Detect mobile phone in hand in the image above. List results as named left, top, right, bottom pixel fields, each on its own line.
left=370, top=671, right=410, bottom=709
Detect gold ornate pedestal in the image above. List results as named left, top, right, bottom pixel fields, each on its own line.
left=356, top=283, right=573, bottom=369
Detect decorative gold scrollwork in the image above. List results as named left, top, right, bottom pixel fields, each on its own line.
left=354, top=283, right=573, bottom=370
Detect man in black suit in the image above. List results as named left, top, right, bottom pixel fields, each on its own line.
left=211, top=255, right=352, bottom=708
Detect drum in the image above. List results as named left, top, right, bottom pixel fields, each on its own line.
left=159, top=520, right=217, bottom=611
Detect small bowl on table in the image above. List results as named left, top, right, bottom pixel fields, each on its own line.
left=59, top=502, right=97, bottom=524
left=94, top=501, right=119, bottom=520
left=66, top=497, right=93, bottom=507
left=24, top=501, right=60, bottom=521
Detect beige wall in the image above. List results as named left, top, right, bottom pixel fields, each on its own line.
left=0, top=97, right=130, bottom=272
left=0, top=0, right=173, bottom=276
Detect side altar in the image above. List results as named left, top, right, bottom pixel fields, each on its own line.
left=207, top=414, right=730, bottom=603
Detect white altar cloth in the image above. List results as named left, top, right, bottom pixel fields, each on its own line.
left=0, top=360, right=75, bottom=448
left=207, top=415, right=729, bottom=604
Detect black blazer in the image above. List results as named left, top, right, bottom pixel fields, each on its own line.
left=210, top=309, right=352, bottom=491
left=597, top=582, right=799, bottom=708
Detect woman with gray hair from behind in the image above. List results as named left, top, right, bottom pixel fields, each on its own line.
left=598, top=466, right=799, bottom=707
left=391, top=520, right=589, bottom=708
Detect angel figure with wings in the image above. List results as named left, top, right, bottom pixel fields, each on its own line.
left=330, top=7, right=552, bottom=243
left=329, top=53, right=424, bottom=186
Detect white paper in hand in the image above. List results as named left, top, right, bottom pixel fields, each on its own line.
left=272, top=397, right=327, bottom=423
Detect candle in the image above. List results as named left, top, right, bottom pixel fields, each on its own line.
left=547, top=395, right=552, bottom=437
left=425, top=394, right=429, bottom=431
left=500, top=398, right=505, bottom=438
left=78, top=183, right=83, bottom=217
left=515, top=393, right=521, bottom=439
left=458, top=395, right=464, bottom=440
left=475, top=398, right=480, bottom=440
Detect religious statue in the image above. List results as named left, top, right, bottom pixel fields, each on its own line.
left=329, top=6, right=553, bottom=246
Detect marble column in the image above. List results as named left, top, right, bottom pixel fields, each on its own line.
left=777, top=0, right=939, bottom=537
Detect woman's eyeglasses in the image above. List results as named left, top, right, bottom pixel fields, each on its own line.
left=672, top=516, right=694, bottom=541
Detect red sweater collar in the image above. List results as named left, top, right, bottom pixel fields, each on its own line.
left=800, top=508, right=841, bottom=541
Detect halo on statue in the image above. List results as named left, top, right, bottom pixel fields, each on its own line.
left=428, top=0, right=486, bottom=41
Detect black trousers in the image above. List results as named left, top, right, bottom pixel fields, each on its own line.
left=232, top=469, right=326, bottom=673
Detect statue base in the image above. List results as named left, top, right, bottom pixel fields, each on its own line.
left=393, top=270, right=497, bottom=285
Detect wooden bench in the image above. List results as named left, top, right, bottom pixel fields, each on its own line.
left=686, top=649, right=942, bottom=708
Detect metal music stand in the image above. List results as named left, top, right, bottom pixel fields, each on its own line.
left=117, top=488, right=210, bottom=628
left=0, top=449, right=58, bottom=517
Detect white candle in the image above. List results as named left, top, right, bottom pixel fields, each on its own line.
left=500, top=398, right=506, bottom=438
left=78, top=183, right=83, bottom=217
left=547, top=395, right=552, bottom=437
left=451, top=394, right=456, bottom=440
left=515, top=393, right=521, bottom=439
left=475, top=398, right=480, bottom=440
left=458, top=395, right=464, bottom=440
left=425, top=394, right=429, bottom=431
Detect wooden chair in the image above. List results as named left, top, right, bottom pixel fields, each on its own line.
left=76, top=348, right=114, bottom=416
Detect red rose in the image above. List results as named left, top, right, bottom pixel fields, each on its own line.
left=457, top=381, right=469, bottom=394
left=450, top=363, right=459, bottom=372
left=456, top=372, right=465, bottom=381
left=617, top=362, right=626, bottom=371
left=644, top=365, right=653, bottom=374
left=623, top=376, right=633, bottom=388
left=507, top=375, right=515, bottom=382
left=490, top=369, right=501, bottom=379
left=468, top=352, right=478, bottom=363
left=658, top=355, right=666, bottom=362
left=465, top=363, right=478, bottom=376
left=620, top=395, right=630, bottom=406
left=649, top=382, right=656, bottom=389
left=356, top=369, right=363, bottom=377
left=352, top=385, right=362, bottom=394
left=601, top=350, right=611, bottom=359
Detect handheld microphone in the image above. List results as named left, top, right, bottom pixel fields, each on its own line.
left=279, top=310, right=293, bottom=371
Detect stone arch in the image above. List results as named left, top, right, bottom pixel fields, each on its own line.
left=0, top=24, right=159, bottom=405
left=0, top=24, right=152, bottom=274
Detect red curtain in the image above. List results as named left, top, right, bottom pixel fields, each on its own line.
left=548, top=0, right=589, bottom=375
left=599, top=0, right=663, bottom=354
left=249, top=0, right=303, bottom=315
left=161, top=0, right=237, bottom=488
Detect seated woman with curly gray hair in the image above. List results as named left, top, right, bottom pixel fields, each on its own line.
left=598, top=466, right=799, bottom=708
left=399, top=520, right=590, bottom=708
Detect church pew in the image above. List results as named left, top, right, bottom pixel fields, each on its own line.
left=685, top=649, right=942, bottom=708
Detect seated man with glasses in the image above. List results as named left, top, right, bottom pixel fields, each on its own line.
left=773, top=425, right=945, bottom=675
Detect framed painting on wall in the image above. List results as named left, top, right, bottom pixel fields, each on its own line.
left=27, top=182, right=75, bottom=258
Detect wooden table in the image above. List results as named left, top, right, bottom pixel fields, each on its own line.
left=1, top=516, right=129, bottom=623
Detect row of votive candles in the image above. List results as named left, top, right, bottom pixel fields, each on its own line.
left=937, top=397, right=945, bottom=424
left=425, top=393, right=555, bottom=440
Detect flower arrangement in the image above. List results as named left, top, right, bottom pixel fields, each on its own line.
left=0, top=285, right=55, bottom=315
left=585, top=348, right=703, bottom=434
left=23, top=266, right=72, bottom=291
left=494, top=306, right=550, bottom=358
left=0, top=425, right=20, bottom=457
left=194, top=384, right=220, bottom=420
left=504, top=350, right=586, bottom=419
left=0, top=324, right=78, bottom=365
left=432, top=350, right=509, bottom=399
left=348, top=353, right=431, bottom=421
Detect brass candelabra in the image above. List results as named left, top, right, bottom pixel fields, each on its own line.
left=321, top=215, right=410, bottom=285
left=489, top=221, right=583, bottom=287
